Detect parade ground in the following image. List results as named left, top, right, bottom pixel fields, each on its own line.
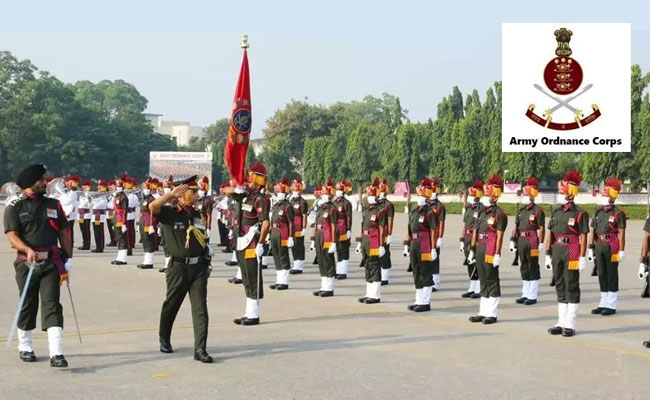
left=1, top=210, right=649, bottom=400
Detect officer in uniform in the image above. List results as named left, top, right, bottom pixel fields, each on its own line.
left=356, top=178, right=386, bottom=304
left=545, top=170, right=589, bottom=337
left=269, top=178, right=294, bottom=290
left=588, top=177, right=626, bottom=316
left=149, top=176, right=213, bottom=363
left=509, top=177, right=545, bottom=305
left=197, top=177, right=214, bottom=242
left=77, top=180, right=92, bottom=250
left=106, top=180, right=117, bottom=247
left=158, top=176, right=176, bottom=273
left=378, top=179, right=395, bottom=285
left=468, top=175, right=507, bottom=325
left=91, top=179, right=109, bottom=253
left=111, top=176, right=129, bottom=265
left=344, top=179, right=358, bottom=212
left=59, top=174, right=80, bottom=247
left=460, top=180, right=484, bottom=299
left=333, top=180, right=353, bottom=279
left=4, top=164, right=73, bottom=367
left=403, top=177, right=438, bottom=312
left=289, top=177, right=309, bottom=275
left=311, top=179, right=339, bottom=297
left=428, top=177, right=446, bottom=291
left=222, top=163, right=270, bottom=325
left=138, top=178, right=159, bottom=269
left=124, top=177, right=139, bottom=254
left=639, top=213, right=650, bottom=348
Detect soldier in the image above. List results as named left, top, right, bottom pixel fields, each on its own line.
left=197, top=177, right=214, bottom=242
left=428, top=177, right=446, bottom=290
left=124, top=177, right=139, bottom=255
left=640, top=215, right=650, bottom=348
left=356, top=178, right=386, bottom=304
left=311, top=179, right=339, bottom=297
left=138, top=178, right=158, bottom=270
left=468, top=174, right=507, bottom=325
left=106, top=180, right=117, bottom=247
left=90, top=179, right=109, bottom=253
left=4, top=164, right=73, bottom=367
left=310, top=185, right=323, bottom=266
left=588, top=177, right=626, bottom=316
left=289, top=177, right=309, bottom=275
left=333, top=180, right=353, bottom=280
left=460, top=180, right=484, bottom=299
left=545, top=170, right=589, bottom=337
left=216, top=182, right=230, bottom=247
left=403, top=177, right=438, bottom=312
left=222, top=163, right=270, bottom=325
left=59, top=174, right=80, bottom=247
left=269, top=178, right=294, bottom=290
left=149, top=176, right=213, bottom=363
left=509, top=177, right=545, bottom=305
left=344, top=179, right=358, bottom=212
left=111, top=176, right=129, bottom=265
left=377, top=179, right=395, bottom=285
left=77, top=180, right=92, bottom=250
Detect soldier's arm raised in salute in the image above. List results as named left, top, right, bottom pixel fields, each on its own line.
left=149, top=184, right=188, bottom=215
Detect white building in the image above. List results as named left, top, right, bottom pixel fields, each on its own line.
left=144, top=113, right=206, bottom=147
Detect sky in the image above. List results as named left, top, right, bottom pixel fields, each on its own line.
left=1, top=0, right=649, bottom=138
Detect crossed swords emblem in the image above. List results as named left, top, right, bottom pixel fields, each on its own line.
left=534, top=83, right=593, bottom=117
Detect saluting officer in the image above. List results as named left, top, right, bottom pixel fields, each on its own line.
left=269, top=178, right=294, bottom=290
left=588, top=177, right=626, bottom=316
left=289, top=177, right=309, bottom=275
left=223, top=163, right=271, bottom=325
left=356, top=178, right=386, bottom=304
left=460, top=180, right=484, bottom=299
left=509, top=176, right=545, bottom=305
left=404, top=177, right=438, bottom=312
left=545, top=170, right=589, bottom=337
left=377, top=179, right=395, bottom=285
left=149, top=176, right=213, bottom=363
left=468, top=174, right=507, bottom=325
left=4, top=164, right=73, bottom=367
left=311, top=179, right=339, bottom=297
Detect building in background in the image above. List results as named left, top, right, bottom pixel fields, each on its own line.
left=144, top=113, right=206, bottom=147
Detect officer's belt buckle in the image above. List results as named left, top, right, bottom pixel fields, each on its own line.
left=555, top=237, right=569, bottom=244
left=179, top=257, right=200, bottom=265
left=35, top=251, right=49, bottom=261
left=478, top=233, right=488, bottom=240
left=598, top=234, right=611, bottom=241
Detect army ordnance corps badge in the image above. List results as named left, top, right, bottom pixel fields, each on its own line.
left=502, top=23, right=631, bottom=153
left=526, top=28, right=601, bottom=130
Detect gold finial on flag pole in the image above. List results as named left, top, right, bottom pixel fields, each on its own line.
left=241, top=34, right=249, bottom=49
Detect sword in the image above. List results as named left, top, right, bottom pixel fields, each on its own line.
left=6, top=262, right=36, bottom=347
left=533, top=84, right=578, bottom=113
left=66, top=281, right=83, bottom=344
left=549, top=83, right=593, bottom=113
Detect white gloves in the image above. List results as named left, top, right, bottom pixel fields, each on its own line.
left=206, top=229, right=211, bottom=238
left=121, top=225, right=127, bottom=233
left=578, top=256, right=587, bottom=271
left=436, top=237, right=443, bottom=249
left=618, top=250, right=625, bottom=261
left=328, top=242, right=337, bottom=254
left=403, top=245, right=410, bottom=258
left=346, top=230, right=352, bottom=239
left=379, top=246, right=386, bottom=258
left=431, top=248, right=438, bottom=262
left=228, top=230, right=233, bottom=240
left=208, top=245, right=214, bottom=256
left=309, top=240, right=316, bottom=252
left=234, top=186, right=246, bottom=194
left=301, top=229, right=307, bottom=238
left=288, top=237, right=294, bottom=248
left=157, top=226, right=162, bottom=236
left=587, top=248, right=594, bottom=262
left=386, top=235, right=392, bottom=245
left=64, top=259, right=73, bottom=273
left=467, top=250, right=476, bottom=265
left=492, top=254, right=501, bottom=267
left=355, top=242, right=361, bottom=253
left=545, top=255, right=553, bottom=271
left=255, top=243, right=265, bottom=258
left=639, top=263, right=649, bottom=280
left=148, top=226, right=155, bottom=235
left=459, top=240, right=464, bottom=253
left=508, top=240, right=516, bottom=253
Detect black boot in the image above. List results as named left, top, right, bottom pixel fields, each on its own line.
left=643, top=340, right=650, bottom=348
left=600, top=308, right=616, bottom=316
left=548, top=326, right=563, bottom=335
left=561, top=328, right=576, bottom=337
left=358, top=297, right=368, bottom=303
left=335, top=274, right=347, bottom=280
left=381, top=281, right=389, bottom=286
left=50, top=355, right=68, bottom=368
left=461, top=291, right=474, bottom=298
left=515, top=297, right=527, bottom=304
left=469, top=315, right=485, bottom=323
left=319, top=291, right=334, bottom=297
left=225, top=261, right=238, bottom=266
left=194, top=349, right=214, bottom=363
left=137, top=264, right=153, bottom=269
left=413, top=304, right=430, bottom=312
left=242, top=317, right=260, bottom=326
left=482, top=317, right=498, bottom=324
left=591, top=307, right=605, bottom=315
left=524, top=299, right=537, bottom=305
left=289, top=269, right=303, bottom=275
left=19, top=351, right=36, bottom=362
left=364, top=298, right=381, bottom=304
left=407, top=304, right=417, bottom=311
left=159, top=338, right=173, bottom=353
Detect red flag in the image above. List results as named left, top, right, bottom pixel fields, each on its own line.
left=224, top=47, right=252, bottom=185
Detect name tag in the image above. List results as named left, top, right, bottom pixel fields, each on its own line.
left=47, top=209, right=58, bottom=218
left=242, top=204, right=253, bottom=212
left=608, top=216, right=615, bottom=223
left=418, top=216, right=424, bottom=223
left=473, top=212, right=478, bottom=218
left=370, top=215, right=376, bottom=221
left=294, top=204, right=300, bottom=209
left=338, top=206, right=343, bottom=211
left=487, top=217, right=495, bottom=225
left=279, top=210, right=284, bottom=216
left=529, top=214, right=536, bottom=221
left=568, top=218, right=575, bottom=226
left=323, top=212, right=328, bottom=218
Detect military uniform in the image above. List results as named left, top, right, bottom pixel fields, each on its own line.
left=428, top=197, right=446, bottom=289
left=377, top=196, right=395, bottom=284
left=111, top=184, right=130, bottom=265
left=590, top=204, right=625, bottom=313
left=333, top=193, right=353, bottom=279
left=289, top=192, right=309, bottom=274
left=77, top=189, right=92, bottom=250
left=406, top=202, right=438, bottom=311
left=90, top=189, right=108, bottom=253
left=197, top=194, right=214, bottom=243
left=513, top=202, right=545, bottom=304
left=138, top=188, right=158, bottom=269
left=269, top=194, right=294, bottom=289
left=461, top=199, right=483, bottom=298
left=126, top=184, right=139, bottom=254
left=59, top=179, right=79, bottom=247
left=4, top=165, right=71, bottom=366
left=358, top=201, right=386, bottom=303
left=313, top=199, right=338, bottom=296
left=156, top=201, right=211, bottom=358
left=642, top=218, right=650, bottom=299
left=106, top=183, right=116, bottom=246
